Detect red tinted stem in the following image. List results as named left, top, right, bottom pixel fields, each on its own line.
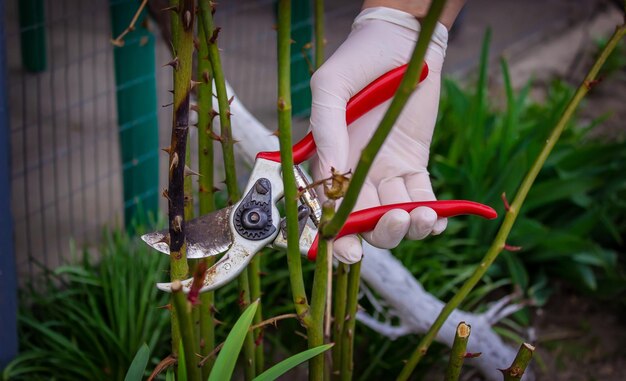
left=306, top=200, right=497, bottom=260
left=256, top=63, right=429, bottom=163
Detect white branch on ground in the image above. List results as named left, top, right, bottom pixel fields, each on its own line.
left=217, top=82, right=534, bottom=381
left=356, top=310, right=413, bottom=340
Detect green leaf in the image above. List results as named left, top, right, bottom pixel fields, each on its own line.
left=253, top=343, right=334, bottom=381
left=124, top=343, right=150, bottom=381
left=525, top=177, right=603, bottom=211
left=558, top=262, right=598, bottom=291
left=208, top=301, right=259, bottom=381
left=502, top=252, right=529, bottom=289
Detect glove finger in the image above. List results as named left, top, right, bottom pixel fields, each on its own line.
left=366, top=176, right=412, bottom=246
left=356, top=180, right=409, bottom=249
left=431, top=217, right=448, bottom=236
left=328, top=181, right=377, bottom=263
left=407, top=206, right=438, bottom=240
left=377, top=176, right=411, bottom=205
left=405, top=172, right=448, bottom=237
left=362, top=209, right=410, bottom=249
left=333, top=235, right=362, bottom=264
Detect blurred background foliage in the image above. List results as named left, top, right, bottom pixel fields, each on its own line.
left=396, top=32, right=626, bottom=312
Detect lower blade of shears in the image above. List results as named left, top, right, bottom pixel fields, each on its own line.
left=141, top=206, right=234, bottom=259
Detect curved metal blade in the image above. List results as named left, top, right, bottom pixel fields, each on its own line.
left=141, top=206, right=234, bottom=259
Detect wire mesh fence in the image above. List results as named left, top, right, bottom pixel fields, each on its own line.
left=6, top=0, right=122, bottom=279
left=5, top=0, right=362, bottom=280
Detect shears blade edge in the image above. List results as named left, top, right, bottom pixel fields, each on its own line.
left=141, top=206, right=235, bottom=259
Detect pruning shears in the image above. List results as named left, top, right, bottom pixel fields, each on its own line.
left=142, top=63, right=497, bottom=294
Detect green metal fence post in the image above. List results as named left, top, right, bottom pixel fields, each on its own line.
left=18, top=0, right=47, bottom=72
left=291, top=0, right=313, bottom=117
left=109, top=0, right=159, bottom=228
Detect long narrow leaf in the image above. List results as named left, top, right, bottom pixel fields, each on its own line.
left=124, top=343, right=150, bottom=381
left=208, top=301, right=259, bottom=381
left=253, top=344, right=333, bottom=381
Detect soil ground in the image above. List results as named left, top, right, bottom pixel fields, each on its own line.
left=533, top=286, right=626, bottom=381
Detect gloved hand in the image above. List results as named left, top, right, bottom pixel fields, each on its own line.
left=310, top=7, right=450, bottom=263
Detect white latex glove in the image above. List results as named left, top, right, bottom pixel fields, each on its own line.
left=310, top=7, right=449, bottom=264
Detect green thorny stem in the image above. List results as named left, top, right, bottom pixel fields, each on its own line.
left=397, top=19, right=626, bottom=381
left=310, top=201, right=334, bottom=380
left=332, top=262, right=348, bottom=379
left=167, top=0, right=194, bottom=355
left=308, top=1, right=329, bottom=380
left=444, top=322, right=471, bottom=381
left=248, top=251, right=265, bottom=374
left=172, top=281, right=202, bottom=381
left=320, top=0, right=447, bottom=239
left=199, top=1, right=258, bottom=378
left=339, top=260, right=361, bottom=381
left=501, top=343, right=535, bottom=381
left=276, top=0, right=312, bottom=328
left=197, top=17, right=216, bottom=378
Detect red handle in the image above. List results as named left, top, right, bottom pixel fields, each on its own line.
left=256, top=63, right=430, bottom=163
left=306, top=200, right=497, bottom=260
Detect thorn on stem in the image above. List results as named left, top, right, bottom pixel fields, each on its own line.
left=501, top=192, right=511, bottom=211
left=162, top=189, right=171, bottom=202
left=209, top=131, right=222, bottom=141
left=173, top=215, right=183, bottom=233
left=184, top=10, right=192, bottom=29
left=238, top=290, right=247, bottom=307
left=161, top=146, right=172, bottom=154
left=162, top=102, right=174, bottom=108
left=164, top=57, right=179, bottom=69
left=184, top=166, right=202, bottom=177
left=228, top=95, right=235, bottom=104
left=161, top=5, right=178, bottom=13
left=465, top=352, right=482, bottom=358
left=584, top=78, right=602, bottom=90
left=504, top=244, right=522, bottom=252
left=254, top=331, right=264, bottom=346
left=169, top=152, right=179, bottom=172
left=190, top=79, right=202, bottom=89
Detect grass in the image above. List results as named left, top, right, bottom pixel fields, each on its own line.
left=2, top=229, right=170, bottom=381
